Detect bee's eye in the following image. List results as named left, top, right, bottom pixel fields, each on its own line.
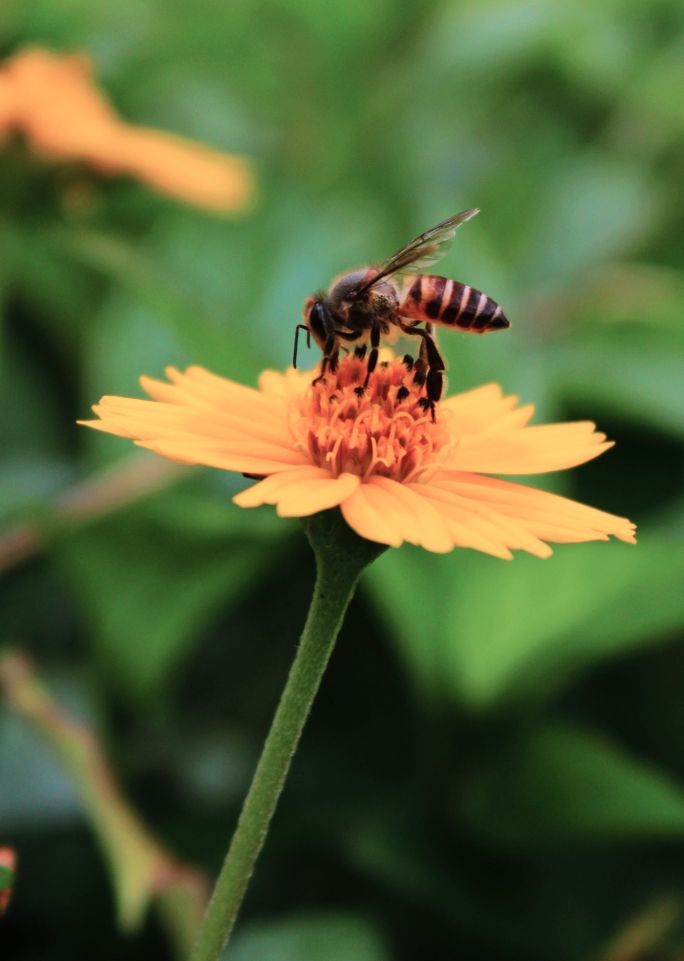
left=308, top=302, right=328, bottom=339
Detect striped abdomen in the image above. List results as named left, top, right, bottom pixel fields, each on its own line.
left=401, top=275, right=509, bottom=333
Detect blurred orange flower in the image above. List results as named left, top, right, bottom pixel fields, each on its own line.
left=0, top=47, right=253, bottom=212
left=80, top=354, right=636, bottom=558
left=0, top=847, right=16, bottom=916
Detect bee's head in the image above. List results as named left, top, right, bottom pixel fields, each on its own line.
left=303, top=294, right=332, bottom=350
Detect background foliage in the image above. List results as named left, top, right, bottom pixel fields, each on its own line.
left=2, top=1, right=684, bottom=959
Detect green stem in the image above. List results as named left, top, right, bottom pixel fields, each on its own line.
left=188, top=510, right=386, bottom=961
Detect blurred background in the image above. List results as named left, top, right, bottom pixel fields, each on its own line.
left=1, top=0, right=684, bottom=959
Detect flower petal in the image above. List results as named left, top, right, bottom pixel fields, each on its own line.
left=152, top=366, right=286, bottom=423
left=366, top=476, right=454, bottom=553
left=234, top=469, right=359, bottom=517
left=441, top=383, right=534, bottom=435
left=404, top=487, right=514, bottom=558
left=339, top=485, right=404, bottom=548
left=445, top=421, right=614, bottom=474
left=258, top=367, right=312, bottom=402
left=427, top=472, right=636, bottom=549
left=1, top=48, right=253, bottom=213
left=106, top=128, right=253, bottom=213
left=135, top=439, right=308, bottom=474
left=88, top=395, right=293, bottom=450
left=415, top=482, right=551, bottom=558
left=79, top=353, right=636, bottom=562
left=234, top=467, right=332, bottom=506
left=79, top=364, right=306, bottom=476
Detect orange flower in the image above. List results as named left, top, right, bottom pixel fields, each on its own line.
left=0, top=47, right=253, bottom=212
left=80, top=353, right=636, bottom=558
left=0, top=847, right=16, bottom=917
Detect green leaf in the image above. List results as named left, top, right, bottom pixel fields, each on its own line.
left=10, top=223, right=101, bottom=333
left=461, top=722, right=684, bottom=844
left=624, top=43, right=684, bottom=137
left=520, top=154, right=657, bottom=284
left=425, top=1, right=606, bottom=80
left=367, top=534, right=684, bottom=710
left=52, top=478, right=286, bottom=699
left=0, top=653, right=205, bottom=933
left=0, top=713, right=81, bottom=827
left=0, top=865, right=14, bottom=891
left=0, top=339, right=67, bottom=459
left=80, top=213, right=272, bottom=409
left=0, top=0, right=21, bottom=36
left=224, top=912, right=390, bottom=961
left=0, top=456, right=72, bottom=525
left=552, top=332, right=684, bottom=439
left=556, top=262, right=684, bottom=337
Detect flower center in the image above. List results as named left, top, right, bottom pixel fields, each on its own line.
left=290, top=354, right=453, bottom=482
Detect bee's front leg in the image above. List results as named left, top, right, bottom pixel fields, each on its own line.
left=312, top=335, right=340, bottom=384
left=292, top=324, right=312, bottom=368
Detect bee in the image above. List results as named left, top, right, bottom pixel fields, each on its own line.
left=295, top=208, right=510, bottom=416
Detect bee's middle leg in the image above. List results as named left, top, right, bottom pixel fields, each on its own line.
left=362, top=323, right=381, bottom=388
left=332, top=328, right=367, bottom=375
left=336, top=329, right=363, bottom=347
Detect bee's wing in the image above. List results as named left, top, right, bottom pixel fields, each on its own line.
left=353, top=208, right=479, bottom=297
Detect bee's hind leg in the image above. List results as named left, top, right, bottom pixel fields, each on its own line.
left=399, top=322, right=445, bottom=420
left=417, top=322, right=436, bottom=367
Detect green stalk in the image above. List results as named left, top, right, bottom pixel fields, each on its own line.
left=188, top=510, right=386, bottom=961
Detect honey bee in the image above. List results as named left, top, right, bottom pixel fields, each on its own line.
left=295, top=209, right=509, bottom=416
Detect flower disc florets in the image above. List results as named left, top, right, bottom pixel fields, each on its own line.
left=290, top=355, right=453, bottom=483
